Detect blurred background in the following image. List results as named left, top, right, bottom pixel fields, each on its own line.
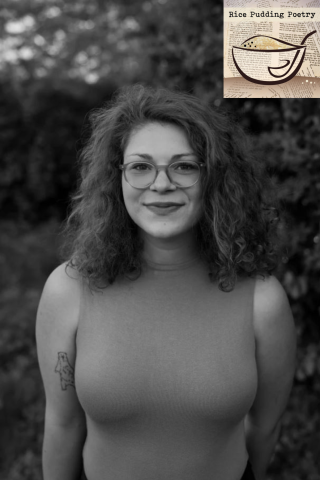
left=0, top=1, right=319, bottom=479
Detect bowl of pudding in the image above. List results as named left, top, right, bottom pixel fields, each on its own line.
left=232, top=32, right=316, bottom=85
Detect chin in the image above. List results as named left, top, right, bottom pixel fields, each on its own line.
left=146, top=229, right=179, bottom=240
left=141, top=224, right=192, bottom=241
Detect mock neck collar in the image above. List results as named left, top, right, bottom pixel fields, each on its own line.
left=142, top=253, right=201, bottom=272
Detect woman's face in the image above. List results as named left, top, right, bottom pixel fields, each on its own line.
left=122, top=122, right=203, bottom=242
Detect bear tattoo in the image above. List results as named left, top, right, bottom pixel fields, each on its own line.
left=55, top=352, right=75, bottom=390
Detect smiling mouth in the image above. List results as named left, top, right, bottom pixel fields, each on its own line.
left=145, top=203, right=183, bottom=207
left=145, top=203, right=183, bottom=214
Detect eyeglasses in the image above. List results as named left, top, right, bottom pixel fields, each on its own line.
left=119, top=161, right=206, bottom=189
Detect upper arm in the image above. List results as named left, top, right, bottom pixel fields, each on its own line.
left=249, top=275, right=296, bottom=432
left=36, top=263, right=85, bottom=426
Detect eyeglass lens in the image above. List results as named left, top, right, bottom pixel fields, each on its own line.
left=125, top=161, right=200, bottom=188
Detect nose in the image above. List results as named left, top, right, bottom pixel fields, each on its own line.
left=149, top=169, right=176, bottom=191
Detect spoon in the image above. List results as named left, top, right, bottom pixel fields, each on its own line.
left=268, top=30, right=316, bottom=79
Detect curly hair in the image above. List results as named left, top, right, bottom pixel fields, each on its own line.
left=62, top=84, right=284, bottom=292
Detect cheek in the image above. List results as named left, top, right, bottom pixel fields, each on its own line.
left=190, top=190, right=203, bottom=217
left=192, top=204, right=203, bottom=225
left=122, top=179, right=133, bottom=209
left=122, top=181, right=142, bottom=221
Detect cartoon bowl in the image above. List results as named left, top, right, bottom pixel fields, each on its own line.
left=232, top=31, right=316, bottom=85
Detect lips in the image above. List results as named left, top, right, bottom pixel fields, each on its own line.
left=144, top=202, right=183, bottom=215
left=145, top=202, right=183, bottom=207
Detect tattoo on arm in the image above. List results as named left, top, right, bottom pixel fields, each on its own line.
left=55, top=352, right=75, bottom=390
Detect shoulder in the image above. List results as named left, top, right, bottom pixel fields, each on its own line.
left=36, top=262, right=82, bottom=335
left=42, top=261, right=82, bottom=296
left=41, top=262, right=82, bottom=303
left=253, top=273, right=287, bottom=301
left=252, top=274, right=294, bottom=333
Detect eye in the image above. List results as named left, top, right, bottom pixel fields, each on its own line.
left=171, top=161, right=198, bottom=172
left=129, top=162, right=153, bottom=172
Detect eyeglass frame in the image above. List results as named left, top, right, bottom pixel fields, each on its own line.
left=119, top=160, right=206, bottom=189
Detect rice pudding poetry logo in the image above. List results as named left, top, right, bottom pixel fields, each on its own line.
left=224, top=3, right=320, bottom=97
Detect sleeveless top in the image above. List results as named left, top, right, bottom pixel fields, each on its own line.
left=75, top=257, right=258, bottom=479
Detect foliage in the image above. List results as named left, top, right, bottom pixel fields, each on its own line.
left=0, top=0, right=221, bottom=96
left=0, top=78, right=116, bottom=222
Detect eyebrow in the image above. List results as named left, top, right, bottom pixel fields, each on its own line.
left=127, top=153, right=196, bottom=160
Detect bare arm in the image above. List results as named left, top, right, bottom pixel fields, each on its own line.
left=36, top=263, right=87, bottom=480
left=245, top=275, right=296, bottom=480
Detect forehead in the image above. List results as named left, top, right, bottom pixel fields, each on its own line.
left=124, top=122, right=193, bottom=157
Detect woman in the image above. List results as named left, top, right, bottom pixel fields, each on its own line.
left=36, top=85, right=296, bottom=480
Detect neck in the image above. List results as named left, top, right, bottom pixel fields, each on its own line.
left=141, top=231, right=199, bottom=266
